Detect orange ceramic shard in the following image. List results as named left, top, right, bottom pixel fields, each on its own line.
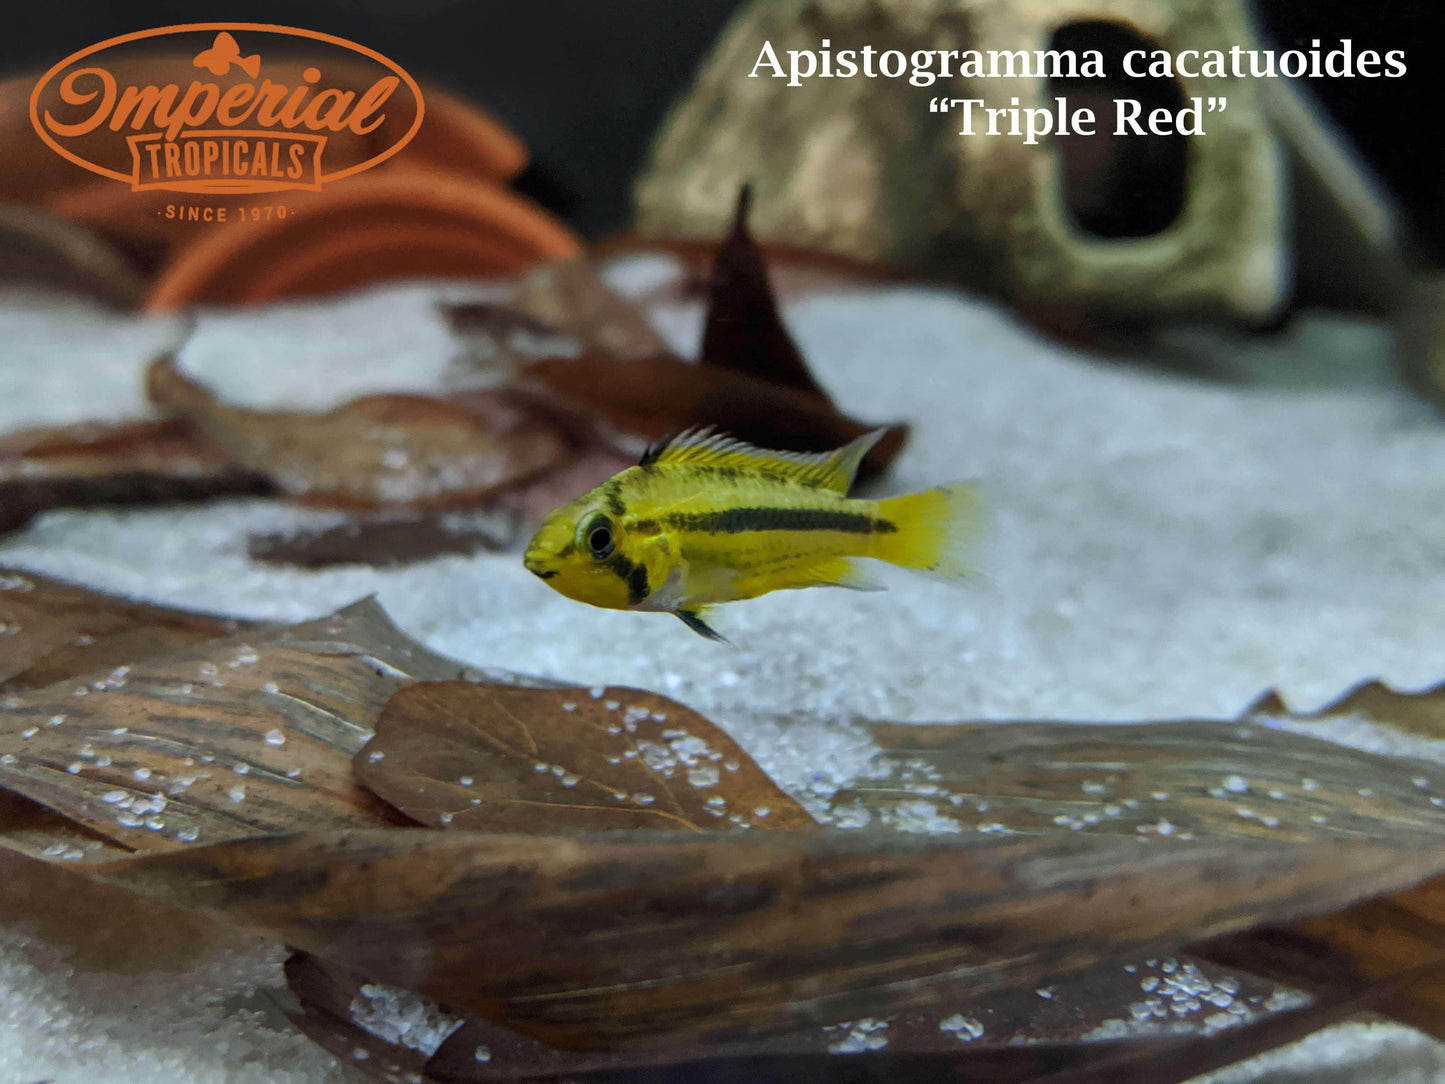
left=143, top=170, right=582, bottom=310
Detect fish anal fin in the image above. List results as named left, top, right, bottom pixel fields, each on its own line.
left=811, top=558, right=887, bottom=592
left=675, top=607, right=729, bottom=643
left=643, top=427, right=887, bottom=493
left=731, top=558, right=886, bottom=600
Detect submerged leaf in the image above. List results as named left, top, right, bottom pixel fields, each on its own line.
left=819, top=707, right=1445, bottom=1044
left=248, top=510, right=517, bottom=570
left=93, top=827, right=1445, bottom=1050
left=0, top=203, right=144, bottom=307
left=0, top=787, right=127, bottom=863
left=508, top=256, right=673, bottom=362
left=496, top=439, right=640, bottom=526
left=0, top=417, right=271, bottom=536
left=1197, top=878, right=1445, bottom=1042
left=443, top=257, right=670, bottom=377
left=355, top=680, right=811, bottom=833
left=289, top=940, right=1325, bottom=1084
left=286, top=953, right=473, bottom=1084
left=0, top=599, right=488, bottom=855
left=445, top=195, right=909, bottom=483
left=525, top=354, right=907, bottom=482
left=416, top=950, right=1307, bottom=1081
left=0, top=565, right=248, bottom=690
left=833, top=718, right=1445, bottom=843
left=422, top=998, right=1404, bottom=1083
left=146, top=356, right=568, bottom=508
left=1256, top=679, right=1445, bottom=743
left=699, top=185, right=829, bottom=399
left=286, top=954, right=438, bottom=1084
left=0, top=844, right=245, bottom=972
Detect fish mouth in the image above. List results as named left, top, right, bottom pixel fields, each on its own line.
left=523, top=553, right=558, bottom=580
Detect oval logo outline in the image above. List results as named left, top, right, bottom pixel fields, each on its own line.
left=29, top=22, right=425, bottom=191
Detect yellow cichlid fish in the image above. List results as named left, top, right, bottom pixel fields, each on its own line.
left=522, top=428, right=983, bottom=641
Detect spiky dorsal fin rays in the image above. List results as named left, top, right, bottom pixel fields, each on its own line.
left=640, top=427, right=887, bottom=494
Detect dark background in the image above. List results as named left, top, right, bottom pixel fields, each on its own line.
left=3, top=1, right=1440, bottom=255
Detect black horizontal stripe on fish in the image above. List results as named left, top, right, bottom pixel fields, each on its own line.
left=605, top=551, right=650, bottom=605
left=666, top=508, right=897, bottom=535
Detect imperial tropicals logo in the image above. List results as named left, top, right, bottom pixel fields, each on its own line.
left=29, top=23, right=424, bottom=194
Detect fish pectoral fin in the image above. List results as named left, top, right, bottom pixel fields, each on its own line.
left=675, top=608, right=729, bottom=643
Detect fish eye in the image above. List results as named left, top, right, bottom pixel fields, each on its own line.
left=581, top=514, right=615, bottom=560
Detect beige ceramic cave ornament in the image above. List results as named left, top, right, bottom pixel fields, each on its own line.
left=634, top=0, right=1402, bottom=326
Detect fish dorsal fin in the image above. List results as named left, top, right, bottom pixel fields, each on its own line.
left=639, top=427, right=886, bottom=493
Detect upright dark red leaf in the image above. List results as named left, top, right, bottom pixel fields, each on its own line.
left=699, top=185, right=829, bottom=400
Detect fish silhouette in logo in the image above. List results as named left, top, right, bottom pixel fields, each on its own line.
left=192, top=31, right=261, bottom=78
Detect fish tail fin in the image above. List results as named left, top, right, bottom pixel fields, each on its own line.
left=872, top=482, right=985, bottom=584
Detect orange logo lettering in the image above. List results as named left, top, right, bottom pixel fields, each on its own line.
left=30, top=23, right=424, bottom=193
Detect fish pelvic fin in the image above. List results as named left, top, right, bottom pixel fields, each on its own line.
left=641, top=427, right=887, bottom=494
left=872, top=482, right=985, bottom=584
left=675, top=607, right=730, bottom=643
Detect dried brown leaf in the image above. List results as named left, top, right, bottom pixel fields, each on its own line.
left=248, top=511, right=517, bottom=570
left=1197, top=882, right=1445, bottom=1042
left=447, top=385, right=647, bottom=522
left=497, top=442, right=640, bottom=526
left=443, top=258, right=671, bottom=378
left=445, top=192, right=909, bottom=483
left=833, top=710, right=1445, bottom=1042
left=0, top=844, right=246, bottom=972
left=284, top=943, right=1372, bottom=1084
left=0, top=203, right=144, bottom=307
left=419, top=953, right=1290, bottom=1080
left=471, top=1001, right=1390, bottom=1084
left=443, top=297, right=579, bottom=376
left=284, top=953, right=443, bottom=1083
left=0, top=598, right=490, bottom=857
left=330, top=688, right=1345, bottom=1076
left=0, top=417, right=271, bottom=536
left=508, top=256, right=672, bottom=362
left=91, top=827, right=1445, bottom=1050
left=355, top=681, right=811, bottom=833
left=1258, top=679, right=1445, bottom=743
left=0, top=565, right=249, bottom=690
left=837, top=718, right=1445, bottom=843
left=698, top=185, right=829, bottom=400
left=0, top=787, right=128, bottom=863
left=524, top=354, right=907, bottom=482
left=146, top=356, right=568, bottom=509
